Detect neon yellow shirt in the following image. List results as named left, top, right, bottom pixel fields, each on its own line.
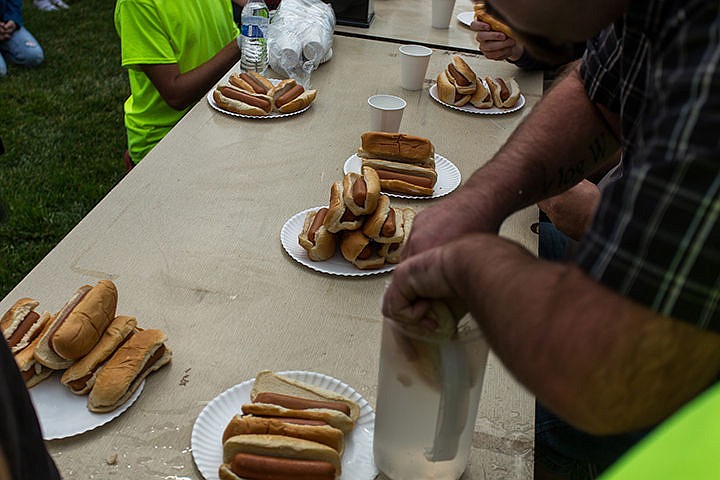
left=114, top=0, right=239, bottom=162
left=600, top=381, right=720, bottom=479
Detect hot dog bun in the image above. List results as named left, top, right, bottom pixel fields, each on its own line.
left=486, top=76, right=521, bottom=108
left=362, top=195, right=405, bottom=243
left=2, top=298, right=49, bottom=353
left=437, top=70, right=471, bottom=106
left=339, top=229, right=386, bottom=271
left=358, top=132, right=435, bottom=167
left=324, top=181, right=364, bottom=233
left=88, top=328, right=172, bottom=413
left=60, top=315, right=137, bottom=395
left=341, top=167, right=381, bottom=216
left=298, top=207, right=337, bottom=261
left=213, top=85, right=273, bottom=116
left=220, top=434, right=341, bottom=480
left=34, top=281, right=118, bottom=369
left=270, top=79, right=317, bottom=114
left=474, top=2, right=515, bottom=38
left=222, top=415, right=345, bottom=454
left=361, top=158, right=437, bottom=196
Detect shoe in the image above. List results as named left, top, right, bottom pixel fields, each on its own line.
left=33, top=0, right=59, bottom=10
left=51, top=0, right=70, bottom=9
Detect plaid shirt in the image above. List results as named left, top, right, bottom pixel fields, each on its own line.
left=575, top=0, right=720, bottom=329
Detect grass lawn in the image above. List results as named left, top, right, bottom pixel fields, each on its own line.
left=0, top=0, right=129, bottom=299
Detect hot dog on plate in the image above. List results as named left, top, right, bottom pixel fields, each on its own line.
left=323, top=181, right=364, bottom=234
left=60, top=315, right=138, bottom=395
left=88, top=328, right=172, bottom=413
left=298, top=207, right=337, bottom=261
left=2, top=297, right=50, bottom=354
left=229, top=71, right=274, bottom=95
left=339, top=229, right=386, bottom=270
left=341, top=166, right=381, bottom=216
left=486, top=76, right=521, bottom=108
left=269, top=79, right=317, bottom=114
left=34, top=280, right=118, bottom=370
left=378, top=208, right=416, bottom=264
left=213, top=84, right=274, bottom=116
left=14, top=318, right=54, bottom=388
left=362, top=195, right=405, bottom=244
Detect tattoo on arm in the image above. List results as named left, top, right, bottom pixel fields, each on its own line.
left=545, top=133, right=612, bottom=193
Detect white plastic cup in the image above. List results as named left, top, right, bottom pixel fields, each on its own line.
left=368, top=95, right=407, bottom=133
left=399, top=45, right=433, bottom=91
left=432, top=0, right=456, bottom=29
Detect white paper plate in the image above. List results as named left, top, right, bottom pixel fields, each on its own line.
left=29, top=372, right=144, bottom=440
left=457, top=11, right=474, bottom=27
left=344, top=153, right=461, bottom=200
left=207, top=78, right=311, bottom=119
left=280, top=207, right=395, bottom=276
left=191, top=370, right=378, bottom=480
left=429, top=83, right=525, bottom=115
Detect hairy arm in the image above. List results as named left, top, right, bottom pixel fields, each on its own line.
left=141, top=38, right=242, bottom=111
left=404, top=64, right=619, bottom=257
left=385, top=234, right=720, bottom=434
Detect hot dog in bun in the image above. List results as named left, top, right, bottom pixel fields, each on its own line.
left=229, top=71, right=274, bottom=95
left=341, top=166, right=381, bottom=216
left=470, top=79, right=494, bottom=108
left=339, top=229, right=386, bottom=271
left=357, top=131, right=435, bottom=167
left=486, top=76, right=521, bottom=108
left=88, top=328, right=172, bottom=413
left=2, top=298, right=50, bottom=354
left=323, top=181, right=364, bottom=233
left=243, top=370, right=360, bottom=434
left=60, top=315, right=138, bottom=395
left=361, top=158, right=437, bottom=196
left=222, top=415, right=345, bottom=453
left=14, top=319, right=55, bottom=388
left=362, top=195, right=405, bottom=244
left=379, top=208, right=416, bottom=264
left=437, top=70, right=471, bottom=106
left=34, top=280, right=118, bottom=369
left=213, top=85, right=273, bottom=116
left=444, top=56, right=477, bottom=95
left=220, top=434, right=341, bottom=480
left=474, top=2, right=515, bottom=38
left=298, top=207, right=337, bottom=261
left=270, top=79, right=317, bottom=114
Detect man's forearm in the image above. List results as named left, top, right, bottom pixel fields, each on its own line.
left=447, top=234, right=720, bottom=434
left=457, top=66, right=620, bottom=229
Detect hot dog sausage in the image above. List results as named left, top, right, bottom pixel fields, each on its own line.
left=351, top=177, right=368, bottom=207
left=240, top=72, right=270, bottom=94
left=7, top=311, right=39, bottom=348
left=380, top=209, right=396, bottom=237
left=230, top=453, right=336, bottom=480
left=275, top=85, right=304, bottom=108
left=219, top=87, right=271, bottom=111
left=307, top=208, right=329, bottom=243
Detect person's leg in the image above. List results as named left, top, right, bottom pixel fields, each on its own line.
left=1, top=27, right=44, bottom=68
left=0, top=52, right=7, bottom=77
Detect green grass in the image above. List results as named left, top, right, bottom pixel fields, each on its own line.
left=0, top=0, right=128, bottom=299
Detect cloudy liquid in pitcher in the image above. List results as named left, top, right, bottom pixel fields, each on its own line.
left=373, top=318, right=488, bottom=480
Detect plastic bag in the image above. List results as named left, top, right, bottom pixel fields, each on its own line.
left=267, top=0, right=336, bottom=86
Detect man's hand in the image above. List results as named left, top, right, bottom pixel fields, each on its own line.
left=471, top=20, right=523, bottom=62
left=538, top=179, right=600, bottom=240
left=0, top=21, right=16, bottom=41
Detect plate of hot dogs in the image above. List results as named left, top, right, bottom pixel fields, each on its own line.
left=344, top=131, right=461, bottom=199
left=191, top=370, right=378, bottom=480
left=208, top=71, right=317, bottom=118
left=431, top=55, right=525, bottom=115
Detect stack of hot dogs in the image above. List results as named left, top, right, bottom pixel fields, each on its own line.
left=437, top=55, right=521, bottom=109
left=1, top=280, right=172, bottom=412
left=219, top=371, right=360, bottom=480
left=213, top=71, right=317, bottom=116
left=298, top=165, right=416, bottom=269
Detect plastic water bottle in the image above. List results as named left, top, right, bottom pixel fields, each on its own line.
left=240, top=0, right=270, bottom=73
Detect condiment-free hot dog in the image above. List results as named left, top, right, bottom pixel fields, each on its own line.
left=486, top=76, right=521, bottom=108
left=269, top=79, right=317, bottom=113
left=228, top=453, right=336, bottom=480
left=298, top=208, right=337, bottom=261
left=222, top=415, right=345, bottom=453
left=362, top=195, right=405, bottom=244
left=2, top=298, right=49, bottom=354
left=213, top=85, right=273, bottom=116
left=254, top=392, right=352, bottom=416
left=34, top=281, right=118, bottom=370
left=219, top=434, right=342, bottom=480
left=229, top=71, right=274, bottom=94
left=361, top=158, right=437, bottom=196
left=323, top=181, right=364, bottom=233
left=342, top=167, right=381, bottom=216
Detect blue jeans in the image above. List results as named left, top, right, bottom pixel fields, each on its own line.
left=0, top=26, right=44, bottom=76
